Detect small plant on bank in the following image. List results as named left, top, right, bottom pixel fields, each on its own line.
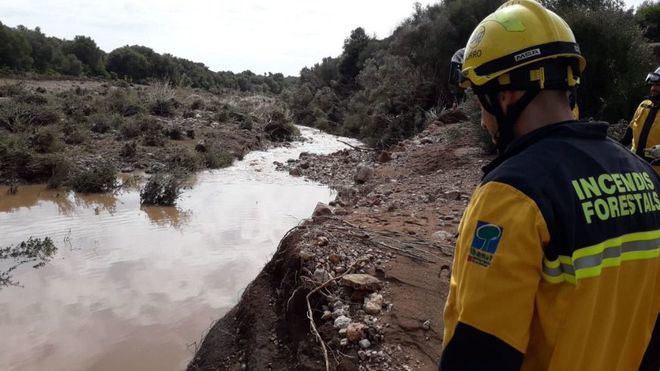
left=71, top=163, right=118, bottom=193
left=140, top=172, right=185, bottom=206
left=119, top=141, right=137, bottom=158
left=89, top=112, right=123, bottom=134
left=203, top=147, right=233, bottom=169
left=29, top=127, right=63, bottom=153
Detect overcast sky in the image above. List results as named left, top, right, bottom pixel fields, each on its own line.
left=0, top=0, right=651, bottom=76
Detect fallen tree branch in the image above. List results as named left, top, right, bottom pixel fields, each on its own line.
left=305, top=259, right=366, bottom=371
left=338, top=140, right=377, bottom=152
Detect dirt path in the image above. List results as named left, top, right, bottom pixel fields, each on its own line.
left=188, top=114, right=493, bottom=371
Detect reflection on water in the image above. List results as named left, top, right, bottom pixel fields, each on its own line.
left=0, top=126, right=359, bottom=371
left=141, top=205, right=192, bottom=229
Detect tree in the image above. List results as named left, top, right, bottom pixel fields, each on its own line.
left=0, top=22, right=32, bottom=70
left=636, top=0, right=660, bottom=41
left=62, top=36, right=106, bottom=76
left=338, top=28, right=371, bottom=85
left=106, top=46, right=150, bottom=81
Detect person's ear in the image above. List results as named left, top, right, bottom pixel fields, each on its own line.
left=498, top=91, right=520, bottom=115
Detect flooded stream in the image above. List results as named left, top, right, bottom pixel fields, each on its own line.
left=0, top=126, right=359, bottom=371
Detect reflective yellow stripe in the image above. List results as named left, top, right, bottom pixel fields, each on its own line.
left=542, top=230, right=660, bottom=284
left=572, top=230, right=660, bottom=260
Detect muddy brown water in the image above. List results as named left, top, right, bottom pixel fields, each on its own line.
left=0, top=127, right=360, bottom=371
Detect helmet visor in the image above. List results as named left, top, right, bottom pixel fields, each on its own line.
left=646, top=72, right=660, bottom=85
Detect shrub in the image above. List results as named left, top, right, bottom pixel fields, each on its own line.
left=71, top=164, right=118, bottom=193
left=190, top=98, right=204, bottom=110
left=0, top=102, right=60, bottom=132
left=106, top=89, right=143, bottom=117
left=140, top=118, right=166, bottom=146
left=29, top=127, right=62, bottom=153
left=14, top=93, right=48, bottom=105
left=203, top=147, right=233, bottom=169
left=119, top=141, right=137, bottom=158
left=63, top=125, right=89, bottom=145
left=42, top=154, right=73, bottom=188
left=140, top=172, right=185, bottom=206
left=88, top=112, right=122, bottom=134
left=0, top=83, right=27, bottom=97
left=150, top=98, right=177, bottom=117
left=166, top=148, right=202, bottom=172
left=118, top=118, right=141, bottom=139
left=167, top=126, right=184, bottom=140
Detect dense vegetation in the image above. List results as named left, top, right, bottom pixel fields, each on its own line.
left=288, top=0, right=659, bottom=147
left=0, top=23, right=294, bottom=93
left=0, top=81, right=297, bottom=192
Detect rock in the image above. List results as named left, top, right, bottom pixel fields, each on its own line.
left=332, top=308, right=346, bottom=319
left=121, top=166, right=134, bottom=173
left=432, top=230, right=453, bottom=242
left=422, top=320, right=431, bottom=330
left=444, top=190, right=462, bottom=200
left=322, top=311, right=332, bottom=320
left=346, top=322, right=368, bottom=342
left=317, top=236, right=329, bottom=247
left=313, top=268, right=329, bottom=283
left=359, top=339, right=372, bottom=349
left=299, top=161, right=310, bottom=169
left=313, top=202, right=332, bottom=217
left=340, top=338, right=349, bottom=347
left=334, top=316, right=351, bottom=329
left=334, top=266, right=346, bottom=274
left=378, top=151, right=392, bottom=163
left=420, top=138, right=433, bottom=145
left=299, top=250, right=315, bottom=261
left=340, top=274, right=383, bottom=291
left=438, top=109, right=468, bottom=124
left=354, top=164, right=374, bottom=184
left=328, top=254, right=341, bottom=264
left=363, top=293, right=384, bottom=315
left=289, top=167, right=302, bottom=176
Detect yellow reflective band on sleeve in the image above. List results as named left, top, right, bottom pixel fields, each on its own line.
left=542, top=230, right=660, bottom=284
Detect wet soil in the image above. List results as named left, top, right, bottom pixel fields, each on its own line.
left=188, top=114, right=494, bottom=370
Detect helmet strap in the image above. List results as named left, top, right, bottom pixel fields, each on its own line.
left=478, top=88, right=540, bottom=153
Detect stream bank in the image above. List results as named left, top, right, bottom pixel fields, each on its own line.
left=188, top=114, right=492, bottom=371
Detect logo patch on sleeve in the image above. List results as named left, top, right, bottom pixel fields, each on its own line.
left=468, top=221, right=503, bottom=267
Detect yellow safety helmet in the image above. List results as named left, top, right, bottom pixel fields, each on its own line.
left=462, top=0, right=586, bottom=92
left=460, top=0, right=586, bottom=152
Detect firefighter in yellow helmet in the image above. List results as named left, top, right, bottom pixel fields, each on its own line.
left=439, top=1, right=660, bottom=371
left=621, top=67, right=660, bottom=174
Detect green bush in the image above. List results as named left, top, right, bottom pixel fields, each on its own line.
left=119, top=141, right=137, bottom=158
left=88, top=112, right=122, bottom=134
left=0, top=102, right=60, bottom=132
left=140, top=172, right=185, bottom=206
left=166, top=148, right=202, bottom=171
left=106, top=89, right=143, bottom=117
left=203, top=147, right=233, bottom=169
left=118, top=118, right=141, bottom=139
left=71, top=164, right=118, bottom=193
left=150, top=98, right=178, bottom=117
left=29, top=127, right=62, bottom=153
left=63, top=124, right=89, bottom=145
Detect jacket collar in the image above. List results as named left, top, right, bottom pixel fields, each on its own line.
left=482, top=120, right=609, bottom=176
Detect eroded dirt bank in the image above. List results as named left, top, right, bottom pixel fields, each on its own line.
left=188, top=113, right=492, bottom=371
